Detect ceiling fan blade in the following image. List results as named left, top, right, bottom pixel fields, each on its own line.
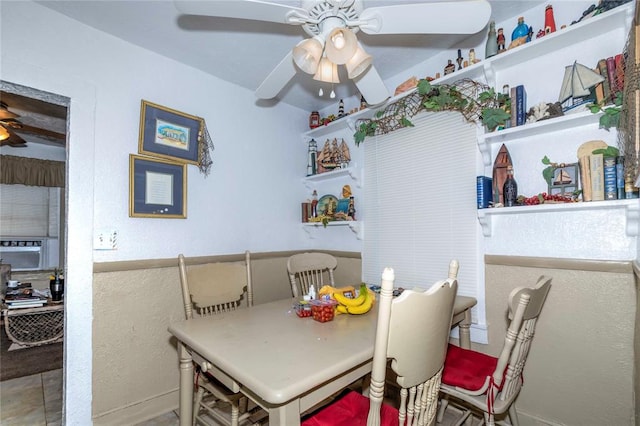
left=256, top=51, right=298, bottom=99
left=359, top=0, right=491, bottom=35
left=0, top=127, right=27, bottom=147
left=174, top=0, right=309, bottom=25
left=16, top=123, right=65, bottom=141
left=353, top=65, right=389, bottom=106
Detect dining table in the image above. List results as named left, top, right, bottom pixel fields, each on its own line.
left=168, top=294, right=477, bottom=426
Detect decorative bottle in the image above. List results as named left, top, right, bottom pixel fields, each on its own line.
left=511, top=17, right=530, bottom=42
left=544, top=5, right=556, bottom=34
left=485, top=21, right=498, bottom=59
left=503, top=165, right=518, bottom=207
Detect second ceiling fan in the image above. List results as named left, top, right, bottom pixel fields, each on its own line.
left=174, top=0, right=492, bottom=106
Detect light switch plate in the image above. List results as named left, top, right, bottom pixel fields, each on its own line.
left=94, top=229, right=118, bottom=250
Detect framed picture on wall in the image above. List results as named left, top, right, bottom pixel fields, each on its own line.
left=129, top=154, right=187, bottom=218
left=138, top=100, right=202, bottom=164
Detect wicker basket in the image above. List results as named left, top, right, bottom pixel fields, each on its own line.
left=2, top=304, right=64, bottom=347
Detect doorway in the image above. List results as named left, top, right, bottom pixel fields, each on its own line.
left=0, top=81, right=68, bottom=388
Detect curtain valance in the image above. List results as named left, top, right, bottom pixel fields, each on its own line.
left=0, top=155, right=65, bottom=187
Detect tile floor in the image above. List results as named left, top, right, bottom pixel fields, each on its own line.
left=0, top=370, right=465, bottom=426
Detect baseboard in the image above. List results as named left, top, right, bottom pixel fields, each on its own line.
left=92, top=390, right=178, bottom=426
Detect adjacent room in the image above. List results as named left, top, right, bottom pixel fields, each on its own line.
left=1, top=1, right=638, bottom=425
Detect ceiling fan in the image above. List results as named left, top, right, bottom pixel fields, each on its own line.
left=174, top=0, right=492, bottom=106
left=0, top=103, right=27, bottom=148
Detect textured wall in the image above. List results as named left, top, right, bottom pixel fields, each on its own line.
left=91, top=251, right=362, bottom=424
left=484, top=258, right=636, bottom=426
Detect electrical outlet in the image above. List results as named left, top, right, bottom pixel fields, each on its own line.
left=94, top=229, right=118, bottom=250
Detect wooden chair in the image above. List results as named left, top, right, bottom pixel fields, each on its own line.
left=178, top=251, right=260, bottom=426
left=436, top=276, right=552, bottom=426
left=286, top=252, right=337, bottom=298
left=302, top=263, right=458, bottom=426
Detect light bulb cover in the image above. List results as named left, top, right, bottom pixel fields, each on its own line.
left=325, top=27, right=357, bottom=65
left=313, top=58, right=340, bottom=83
left=346, top=44, right=373, bottom=79
left=0, top=126, right=9, bottom=141
left=292, top=37, right=324, bottom=74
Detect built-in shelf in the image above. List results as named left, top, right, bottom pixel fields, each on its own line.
left=302, top=221, right=362, bottom=239
left=303, top=167, right=360, bottom=189
left=477, top=110, right=603, bottom=166
left=302, top=3, right=633, bottom=141
left=477, top=199, right=639, bottom=237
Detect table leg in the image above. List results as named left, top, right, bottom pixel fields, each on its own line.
left=178, top=342, right=193, bottom=426
left=458, top=309, right=472, bottom=350
left=268, top=399, right=301, bottom=426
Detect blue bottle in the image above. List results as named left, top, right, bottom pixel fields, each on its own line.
left=511, top=17, right=530, bottom=42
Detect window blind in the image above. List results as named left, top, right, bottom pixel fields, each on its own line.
left=363, top=111, right=479, bottom=302
left=0, top=184, right=60, bottom=237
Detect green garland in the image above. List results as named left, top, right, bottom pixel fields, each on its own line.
left=354, top=78, right=511, bottom=145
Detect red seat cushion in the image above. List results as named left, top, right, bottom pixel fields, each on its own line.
left=302, top=390, right=399, bottom=426
left=442, top=343, right=499, bottom=391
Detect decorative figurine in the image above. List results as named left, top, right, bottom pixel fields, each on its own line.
left=444, top=59, right=455, bottom=75
left=510, top=16, right=530, bottom=47
left=309, top=111, right=320, bottom=129
left=456, top=49, right=464, bottom=70
left=469, top=48, right=480, bottom=64
left=306, top=138, right=317, bottom=176
left=485, top=21, right=498, bottom=58
left=544, top=4, right=556, bottom=34
left=347, top=196, right=356, bottom=220
left=311, top=190, right=318, bottom=217
left=342, top=184, right=352, bottom=198
left=536, top=28, right=546, bottom=39
left=497, top=28, right=506, bottom=52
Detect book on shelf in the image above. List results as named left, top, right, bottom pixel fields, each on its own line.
left=510, top=86, right=517, bottom=128
left=596, top=58, right=612, bottom=103
left=590, top=153, right=605, bottom=201
left=606, top=56, right=618, bottom=100
left=4, top=294, right=46, bottom=304
left=515, top=85, right=527, bottom=126
left=592, top=66, right=605, bottom=105
left=604, top=156, right=617, bottom=200
left=578, top=156, right=592, bottom=202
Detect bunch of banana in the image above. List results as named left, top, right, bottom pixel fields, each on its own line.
left=333, top=283, right=375, bottom=315
left=318, top=284, right=355, bottom=302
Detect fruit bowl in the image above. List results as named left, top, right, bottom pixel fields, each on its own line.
left=309, top=299, right=337, bottom=322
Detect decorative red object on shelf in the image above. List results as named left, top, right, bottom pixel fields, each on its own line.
left=309, top=111, right=320, bottom=129
left=544, top=5, right=556, bottom=34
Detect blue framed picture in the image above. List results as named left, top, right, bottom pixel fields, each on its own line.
left=129, top=154, right=187, bottom=218
left=138, top=100, right=202, bottom=164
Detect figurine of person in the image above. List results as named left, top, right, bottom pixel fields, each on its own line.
left=444, top=59, right=455, bottom=75
left=311, top=190, right=318, bottom=217
left=347, top=196, right=356, bottom=220
left=497, top=28, right=506, bottom=52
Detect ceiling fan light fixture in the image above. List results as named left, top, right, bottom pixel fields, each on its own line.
left=325, top=27, right=357, bottom=65
left=0, top=102, right=19, bottom=120
left=0, top=125, right=10, bottom=141
left=313, top=57, right=340, bottom=84
left=346, top=44, right=373, bottom=79
left=292, top=36, right=324, bottom=74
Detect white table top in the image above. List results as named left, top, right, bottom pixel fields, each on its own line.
left=169, top=294, right=476, bottom=409
left=169, top=297, right=377, bottom=405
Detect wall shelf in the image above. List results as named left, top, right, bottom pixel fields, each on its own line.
left=477, top=199, right=639, bottom=237
left=303, top=167, right=360, bottom=189
left=302, top=221, right=362, bottom=239
left=302, top=2, right=632, bottom=143
left=477, top=111, right=603, bottom=166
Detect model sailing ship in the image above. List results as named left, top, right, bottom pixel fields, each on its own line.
left=316, top=138, right=351, bottom=173
left=558, top=61, right=604, bottom=112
